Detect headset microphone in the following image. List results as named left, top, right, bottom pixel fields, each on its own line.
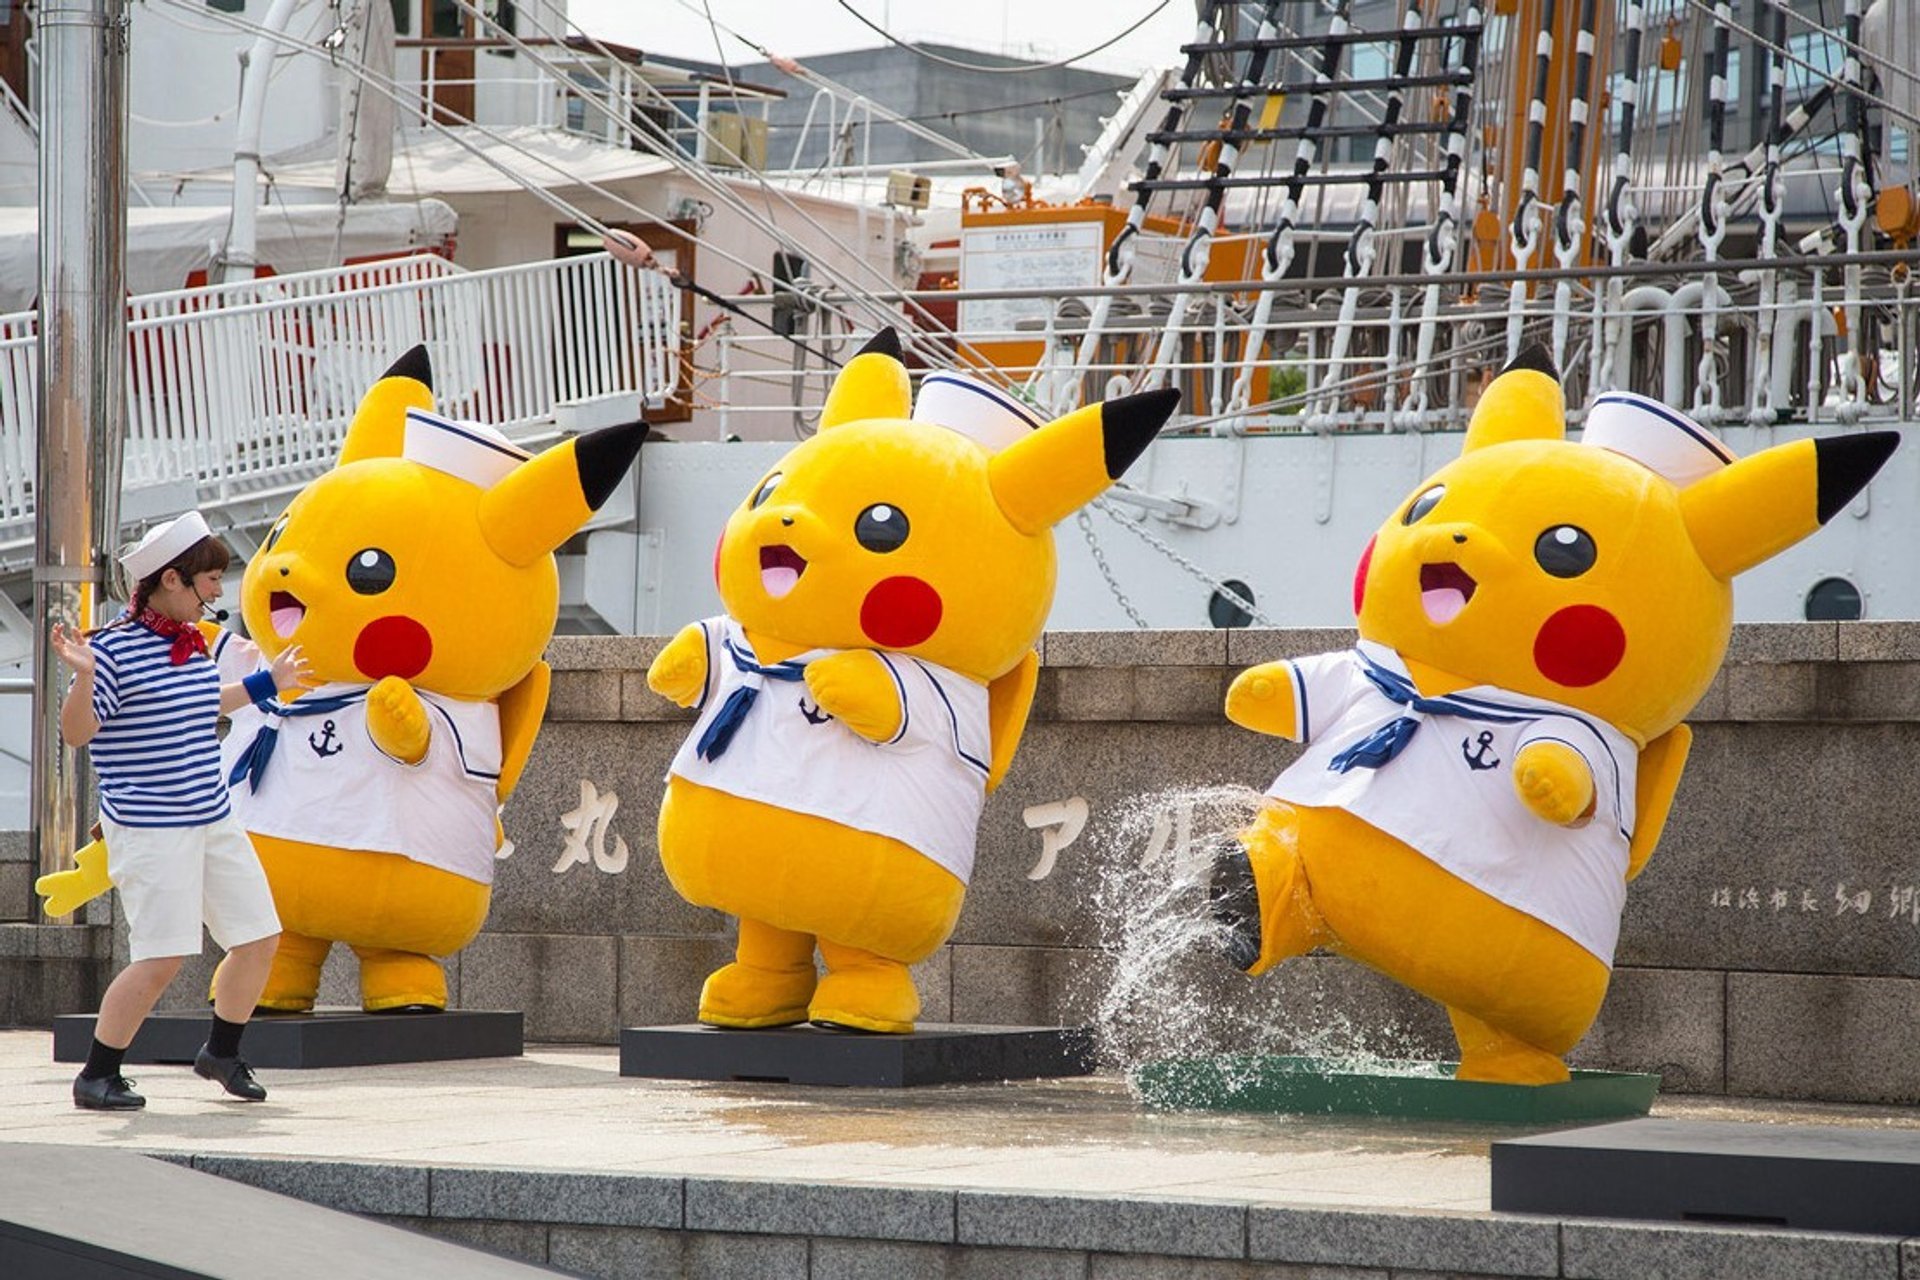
left=192, top=584, right=229, bottom=623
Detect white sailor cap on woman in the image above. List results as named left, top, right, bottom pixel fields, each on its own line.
left=911, top=370, right=1044, bottom=453
left=403, top=407, right=532, bottom=489
left=1581, top=391, right=1736, bottom=487
left=119, top=510, right=214, bottom=582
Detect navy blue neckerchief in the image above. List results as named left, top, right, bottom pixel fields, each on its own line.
left=1327, top=651, right=1531, bottom=773
left=695, top=638, right=808, bottom=762
left=227, top=689, right=366, bottom=792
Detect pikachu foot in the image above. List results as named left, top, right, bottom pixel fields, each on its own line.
left=698, top=961, right=815, bottom=1029
left=809, top=946, right=918, bottom=1035
left=1448, top=1007, right=1572, bottom=1085
left=354, top=947, right=448, bottom=1012
left=246, top=931, right=331, bottom=1013
left=1208, top=809, right=1326, bottom=978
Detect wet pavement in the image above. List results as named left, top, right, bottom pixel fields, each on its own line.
left=5, top=1030, right=1918, bottom=1213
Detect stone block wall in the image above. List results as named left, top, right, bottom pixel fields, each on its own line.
left=10, top=622, right=1920, bottom=1106
left=477, top=622, right=1920, bottom=1105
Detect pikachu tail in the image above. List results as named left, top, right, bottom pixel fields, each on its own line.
left=35, top=838, right=113, bottom=917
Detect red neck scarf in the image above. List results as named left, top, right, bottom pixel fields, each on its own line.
left=135, top=608, right=208, bottom=665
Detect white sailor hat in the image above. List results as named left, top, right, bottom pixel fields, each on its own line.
left=119, top=510, right=214, bottom=582
left=911, top=370, right=1044, bottom=453
left=1581, top=391, right=1737, bottom=487
left=403, top=407, right=532, bottom=488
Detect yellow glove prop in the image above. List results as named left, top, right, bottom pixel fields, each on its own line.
left=34, top=838, right=113, bottom=917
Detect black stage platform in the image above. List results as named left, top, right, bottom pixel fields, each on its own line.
left=1492, top=1117, right=1920, bottom=1234
left=621, top=1022, right=1096, bottom=1087
left=0, top=1144, right=558, bottom=1279
left=52, top=1008, right=522, bottom=1069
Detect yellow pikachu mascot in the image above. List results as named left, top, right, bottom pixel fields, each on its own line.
left=41, top=347, right=646, bottom=1012
left=648, top=328, right=1179, bottom=1033
left=1211, top=346, right=1897, bottom=1084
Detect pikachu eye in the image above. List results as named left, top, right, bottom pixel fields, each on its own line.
left=1402, top=484, right=1445, bottom=525
left=1535, top=524, right=1597, bottom=578
left=854, top=503, right=910, bottom=553
left=264, top=513, right=289, bottom=551
left=750, top=472, right=783, bottom=509
left=346, top=547, right=396, bottom=595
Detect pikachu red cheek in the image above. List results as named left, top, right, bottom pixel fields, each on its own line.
left=1532, top=604, right=1626, bottom=688
left=860, top=576, right=943, bottom=648
left=1352, top=534, right=1377, bottom=616
left=355, top=615, right=434, bottom=680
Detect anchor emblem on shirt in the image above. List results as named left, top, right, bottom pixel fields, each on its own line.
left=1461, top=731, right=1500, bottom=771
left=309, top=719, right=343, bottom=758
left=798, top=696, right=833, bottom=726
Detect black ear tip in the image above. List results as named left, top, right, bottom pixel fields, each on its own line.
left=384, top=344, right=433, bottom=391
left=1502, top=342, right=1558, bottom=381
left=575, top=418, right=648, bottom=512
left=1814, top=431, right=1900, bottom=524
left=1100, top=387, right=1182, bottom=479
left=857, top=327, right=903, bottom=361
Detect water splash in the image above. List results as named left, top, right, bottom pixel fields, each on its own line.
left=1067, top=785, right=1449, bottom=1098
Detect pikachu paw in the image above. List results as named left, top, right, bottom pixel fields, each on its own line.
left=35, top=839, right=113, bottom=916
left=367, top=675, right=430, bottom=763
left=646, top=624, right=708, bottom=708
left=803, top=650, right=902, bottom=743
left=1224, top=662, right=1302, bottom=738
left=1513, top=740, right=1595, bottom=826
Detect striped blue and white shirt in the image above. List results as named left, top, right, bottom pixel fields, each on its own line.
left=82, top=622, right=228, bottom=827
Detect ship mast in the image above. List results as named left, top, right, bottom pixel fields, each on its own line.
left=31, top=0, right=130, bottom=908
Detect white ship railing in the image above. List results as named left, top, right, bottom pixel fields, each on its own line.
left=0, top=251, right=680, bottom=554
left=705, top=254, right=1917, bottom=439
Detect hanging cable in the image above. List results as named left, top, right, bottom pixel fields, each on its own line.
left=829, top=0, right=1175, bottom=75
left=457, top=0, right=999, bottom=375
left=153, top=0, right=860, bottom=367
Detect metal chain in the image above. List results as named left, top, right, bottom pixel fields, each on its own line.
left=1077, top=509, right=1150, bottom=628
left=1089, top=500, right=1281, bottom=628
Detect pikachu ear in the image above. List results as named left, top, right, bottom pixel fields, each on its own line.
left=819, top=328, right=911, bottom=429
left=1464, top=343, right=1565, bottom=452
left=987, top=388, right=1181, bottom=535
left=478, top=420, right=649, bottom=566
left=338, top=346, right=434, bottom=465
left=1681, top=432, right=1898, bottom=579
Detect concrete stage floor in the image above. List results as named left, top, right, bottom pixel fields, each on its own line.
left=6, top=1030, right=1920, bottom=1277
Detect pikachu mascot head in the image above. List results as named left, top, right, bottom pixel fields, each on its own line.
left=649, top=329, right=1180, bottom=1033
left=1213, top=346, right=1897, bottom=1084
left=213, top=346, right=645, bottom=1012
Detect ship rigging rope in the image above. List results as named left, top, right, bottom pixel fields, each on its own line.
left=152, top=0, right=860, bottom=368
left=473, top=0, right=998, bottom=374
left=829, top=0, right=1176, bottom=75
left=155, top=0, right=960, bottom=374
left=1679, top=0, right=1920, bottom=127
left=664, top=0, right=1003, bottom=165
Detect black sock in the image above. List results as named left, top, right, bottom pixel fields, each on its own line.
left=206, top=1014, right=246, bottom=1060
left=81, top=1037, right=127, bottom=1081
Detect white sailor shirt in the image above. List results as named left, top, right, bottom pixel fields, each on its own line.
left=1264, top=640, right=1639, bottom=966
left=666, top=616, right=993, bottom=885
left=216, top=633, right=503, bottom=886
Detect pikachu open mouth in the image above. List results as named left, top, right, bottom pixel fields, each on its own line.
left=1419, top=562, right=1477, bottom=625
left=759, top=545, right=808, bottom=600
left=268, top=590, right=306, bottom=639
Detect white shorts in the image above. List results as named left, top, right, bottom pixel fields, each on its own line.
left=102, top=814, right=281, bottom=962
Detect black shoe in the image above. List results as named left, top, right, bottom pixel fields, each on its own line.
left=1208, top=838, right=1265, bottom=973
left=73, top=1072, right=145, bottom=1111
left=193, top=1047, right=267, bottom=1101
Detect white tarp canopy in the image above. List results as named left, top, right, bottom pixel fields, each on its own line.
left=0, top=198, right=459, bottom=312
left=245, top=127, right=673, bottom=197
